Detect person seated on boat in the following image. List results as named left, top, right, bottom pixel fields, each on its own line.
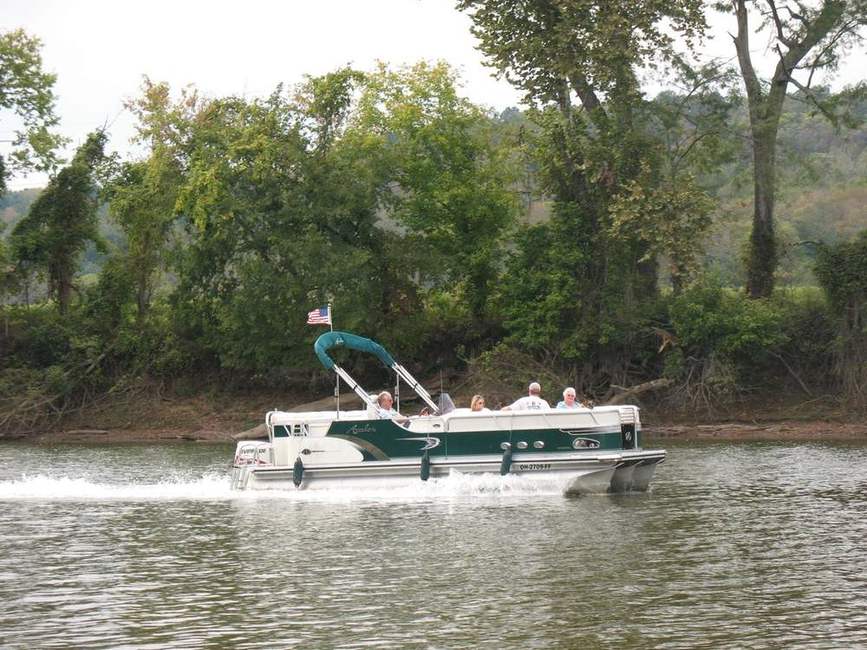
left=556, top=387, right=585, bottom=409
left=501, top=382, right=550, bottom=411
left=375, top=391, right=407, bottom=421
left=470, top=394, right=490, bottom=412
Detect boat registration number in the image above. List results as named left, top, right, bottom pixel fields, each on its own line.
left=517, top=463, right=551, bottom=471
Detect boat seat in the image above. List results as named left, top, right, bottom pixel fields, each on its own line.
left=366, top=396, right=379, bottom=419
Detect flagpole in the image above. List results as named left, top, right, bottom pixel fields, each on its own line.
left=331, top=302, right=340, bottom=419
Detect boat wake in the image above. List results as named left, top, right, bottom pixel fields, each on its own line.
left=0, top=473, right=234, bottom=501
left=0, top=470, right=575, bottom=501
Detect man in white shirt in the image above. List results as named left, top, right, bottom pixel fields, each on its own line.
left=502, top=382, right=550, bottom=411
left=374, top=391, right=408, bottom=423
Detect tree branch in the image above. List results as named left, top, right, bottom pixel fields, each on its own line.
left=768, top=351, right=813, bottom=396
left=731, top=0, right=764, bottom=105
left=567, top=71, right=603, bottom=115
left=767, top=0, right=798, bottom=48
left=778, top=51, right=840, bottom=125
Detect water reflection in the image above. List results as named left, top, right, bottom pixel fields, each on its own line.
left=0, top=440, right=865, bottom=648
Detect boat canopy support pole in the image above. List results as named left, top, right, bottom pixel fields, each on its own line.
left=391, top=363, right=439, bottom=413
left=314, top=331, right=439, bottom=413
left=333, top=365, right=377, bottom=409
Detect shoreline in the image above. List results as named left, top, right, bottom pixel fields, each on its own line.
left=2, top=389, right=864, bottom=445
left=647, top=420, right=867, bottom=441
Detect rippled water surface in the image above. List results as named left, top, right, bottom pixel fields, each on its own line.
left=1, top=440, right=866, bottom=648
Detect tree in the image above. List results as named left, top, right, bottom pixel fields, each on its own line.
left=723, top=0, right=867, bottom=297
left=104, top=158, right=178, bottom=322
left=10, top=132, right=107, bottom=313
left=619, top=67, right=739, bottom=291
left=356, top=62, right=520, bottom=318
left=457, top=0, right=714, bottom=377
left=149, top=73, right=396, bottom=372
left=0, top=224, right=13, bottom=308
left=0, top=29, right=66, bottom=194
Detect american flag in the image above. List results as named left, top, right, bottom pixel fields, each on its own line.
left=306, top=305, right=331, bottom=325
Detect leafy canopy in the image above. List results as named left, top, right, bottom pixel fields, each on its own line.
left=0, top=29, right=66, bottom=192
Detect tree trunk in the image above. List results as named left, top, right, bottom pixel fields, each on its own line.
left=136, top=279, right=150, bottom=323
left=747, top=126, right=777, bottom=298
left=636, top=251, right=658, bottom=298
left=57, top=276, right=72, bottom=314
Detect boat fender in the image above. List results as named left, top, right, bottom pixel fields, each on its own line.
left=293, top=456, right=304, bottom=487
left=420, top=450, right=431, bottom=482
left=500, top=445, right=513, bottom=476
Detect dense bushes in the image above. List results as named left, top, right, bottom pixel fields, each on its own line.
left=657, top=281, right=835, bottom=411
left=0, top=267, right=849, bottom=432
left=815, top=232, right=867, bottom=409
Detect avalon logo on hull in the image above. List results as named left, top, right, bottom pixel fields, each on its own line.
left=345, top=424, right=377, bottom=435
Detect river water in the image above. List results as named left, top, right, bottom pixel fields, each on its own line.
left=1, top=439, right=865, bottom=648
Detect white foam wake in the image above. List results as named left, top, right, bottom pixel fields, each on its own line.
left=0, top=470, right=573, bottom=501
left=0, top=473, right=234, bottom=500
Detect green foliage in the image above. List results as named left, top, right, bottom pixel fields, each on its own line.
left=815, top=231, right=867, bottom=314
left=466, top=342, right=570, bottom=406
left=4, top=50, right=866, bottom=426
left=452, top=1, right=725, bottom=385
left=720, top=0, right=867, bottom=297
left=772, top=286, right=835, bottom=378
left=815, top=231, right=867, bottom=407
left=497, top=223, right=582, bottom=356
left=358, top=62, right=521, bottom=317
left=104, top=153, right=179, bottom=320
left=108, top=64, right=526, bottom=377
left=0, top=29, right=66, bottom=192
left=659, top=277, right=812, bottom=410
left=668, top=280, right=788, bottom=360
left=10, top=132, right=108, bottom=313
left=609, top=164, right=715, bottom=285
left=456, top=0, right=707, bottom=108
left=167, top=77, right=388, bottom=372
left=2, top=303, right=69, bottom=368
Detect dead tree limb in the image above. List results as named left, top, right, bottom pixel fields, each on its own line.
left=604, top=378, right=674, bottom=405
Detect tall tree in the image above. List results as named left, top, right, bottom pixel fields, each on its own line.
left=11, top=132, right=107, bottom=313
left=457, top=0, right=712, bottom=373
left=621, top=66, right=739, bottom=291
left=356, top=62, right=520, bottom=318
left=723, top=0, right=867, bottom=297
left=104, top=157, right=179, bottom=322
left=0, top=29, right=66, bottom=194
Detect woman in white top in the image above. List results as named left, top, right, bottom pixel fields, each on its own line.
left=556, top=387, right=584, bottom=409
left=470, top=394, right=491, bottom=412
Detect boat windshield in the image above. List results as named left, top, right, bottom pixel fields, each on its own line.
left=438, top=393, right=456, bottom=414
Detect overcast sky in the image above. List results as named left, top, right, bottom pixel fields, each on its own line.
left=3, top=0, right=865, bottom=190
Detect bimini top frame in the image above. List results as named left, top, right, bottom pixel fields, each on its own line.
left=314, top=331, right=440, bottom=414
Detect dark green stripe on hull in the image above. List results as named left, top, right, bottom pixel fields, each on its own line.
left=322, top=419, right=629, bottom=460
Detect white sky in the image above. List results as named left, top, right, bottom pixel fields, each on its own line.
left=3, top=0, right=865, bottom=190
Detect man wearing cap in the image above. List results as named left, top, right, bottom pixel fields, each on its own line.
left=502, top=382, right=550, bottom=411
